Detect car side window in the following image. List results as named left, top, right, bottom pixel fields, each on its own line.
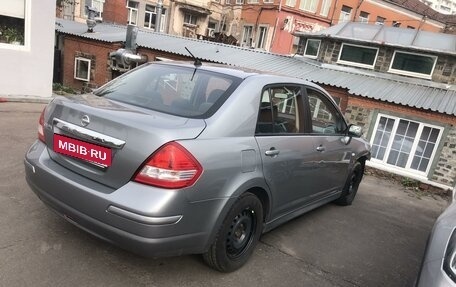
left=307, top=89, right=347, bottom=135
left=256, top=85, right=303, bottom=135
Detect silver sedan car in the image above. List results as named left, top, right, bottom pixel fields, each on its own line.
left=24, top=61, right=370, bottom=272
left=416, top=198, right=456, bottom=286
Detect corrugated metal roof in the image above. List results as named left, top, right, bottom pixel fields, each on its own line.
left=295, top=22, right=456, bottom=55
left=56, top=19, right=456, bottom=116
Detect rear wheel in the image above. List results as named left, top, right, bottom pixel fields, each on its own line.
left=335, top=161, right=364, bottom=206
left=203, top=192, right=263, bottom=272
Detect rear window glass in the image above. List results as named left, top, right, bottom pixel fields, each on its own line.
left=94, top=63, right=242, bottom=118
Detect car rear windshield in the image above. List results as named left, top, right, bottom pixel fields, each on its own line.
left=94, top=63, right=242, bottom=118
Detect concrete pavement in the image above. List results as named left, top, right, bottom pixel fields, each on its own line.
left=0, top=102, right=449, bottom=287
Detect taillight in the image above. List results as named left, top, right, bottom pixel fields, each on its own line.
left=38, top=107, right=46, bottom=142
left=134, top=142, right=203, bottom=189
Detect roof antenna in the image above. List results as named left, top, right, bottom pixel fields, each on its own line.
left=185, top=47, right=202, bottom=67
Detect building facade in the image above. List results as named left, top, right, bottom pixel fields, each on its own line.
left=0, top=0, right=55, bottom=98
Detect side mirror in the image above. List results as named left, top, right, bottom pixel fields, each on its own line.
left=348, top=124, right=363, bottom=137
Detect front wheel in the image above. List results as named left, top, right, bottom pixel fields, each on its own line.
left=335, top=161, right=364, bottom=206
left=203, top=192, right=263, bottom=272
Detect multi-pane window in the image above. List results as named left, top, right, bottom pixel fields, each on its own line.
left=184, top=13, right=197, bottom=25
left=0, top=0, right=26, bottom=46
left=256, top=26, right=267, bottom=49
left=339, top=5, right=352, bottom=23
left=285, top=0, right=296, bottom=7
left=144, top=4, right=166, bottom=31
left=338, top=43, right=378, bottom=68
left=299, top=0, right=318, bottom=12
left=359, top=11, right=369, bottom=23
left=84, top=0, right=104, bottom=19
left=236, top=0, right=244, bottom=4
left=247, top=0, right=259, bottom=3
left=74, top=57, right=91, bottom=82
left=303, top=39, right=320, bottom=58
left=127, top=0, right=139, bottom=25
left=242, top=25, right=253, bottom=47
left=263, top=0, right=274, bottom=3
left=376, top=16, right=385, bottom=25
left=389, top=51, right=437, bottom=79
left=320, top=0, right=331, bottom=16
left=371, top=115, right=442, bottom=174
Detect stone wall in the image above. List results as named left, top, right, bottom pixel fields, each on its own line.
left=432, top=126, right=456, bottom=187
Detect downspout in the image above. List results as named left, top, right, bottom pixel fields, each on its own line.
left=352, top=0, right=363, bottom=22
left=270, top=0, right=282, bottom=51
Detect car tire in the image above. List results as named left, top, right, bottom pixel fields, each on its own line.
left=335, top=161, right=364, bottom=206
left=203, top=192, right=263, bottom=272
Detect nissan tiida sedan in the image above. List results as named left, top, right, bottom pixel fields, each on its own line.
left=25, top=61, right=370, bottom=272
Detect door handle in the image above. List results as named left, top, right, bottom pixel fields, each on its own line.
left=316, top=146, right=325, bottom=152
left=265, top=148, right=280, bottom=157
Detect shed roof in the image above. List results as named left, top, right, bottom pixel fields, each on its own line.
left=56, top=19, right=456, bottom=116
left=295, top=22, right=456, bottom=55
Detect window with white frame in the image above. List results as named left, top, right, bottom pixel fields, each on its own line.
left=375, top=16, right=385, bottom=25
left=339, top=5, right=352, bottom=23
left=299, top=0, right=318, bottom=12
left=358, top=11, right=369, bottom=23
left=319, top=0, right=331, bottom=16
left=241, top=25, right=253, bottom=47
left=84, top=0, right=104, bottom=19
left=338, top=43, right=378, bottom=68
left=256, top=26, right=267, bottom=49
left=389, top=51, right=437, bottom=79
left=184, top=13, right=197, bottom=25
left=263, top=0, right=274, bottom=3
left=303, top=39, right=320, bottom=58
left=144, top=4, right=166, bottom=31
left=285, top=0, right=296, bottom=7
left=74, top=57, right=91, bottom=82
left=247, top=0, right=259, bottom=3
left=225, top=0, right=231, bottom=4
left=236, top=0, right=244, bottom=4
left=371, top=114, right=442, bottom=175
left=0, top=0, right=26, bottom=46
left=127, top=0, right=139, bottom=25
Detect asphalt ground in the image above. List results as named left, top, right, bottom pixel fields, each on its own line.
left=0, top=102, right=449, bottom=287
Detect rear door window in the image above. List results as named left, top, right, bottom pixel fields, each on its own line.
left=256, top=85, right=304, bottom=134
left=95, top=63, right=241, bottom=118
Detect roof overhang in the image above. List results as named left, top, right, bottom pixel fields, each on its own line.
left=178, top=4, right=211, bottom=15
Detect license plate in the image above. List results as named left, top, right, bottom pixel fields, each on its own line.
left=53, top=134, right=112, bottom=167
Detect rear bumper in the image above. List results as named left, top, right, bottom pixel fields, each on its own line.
left=24, top=140, right=228, bottom=257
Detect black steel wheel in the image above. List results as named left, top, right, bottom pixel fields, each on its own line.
left=335, top=161, right=364, bottom=206
left=203, top=192, right=263, bottom=272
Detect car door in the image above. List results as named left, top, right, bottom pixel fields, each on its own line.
left=255, top=84, right=319, bottom=219
left=305, top=88, right=352, bottom=194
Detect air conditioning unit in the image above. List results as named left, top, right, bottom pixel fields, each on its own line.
left=207, top=28, right=215, bottom=37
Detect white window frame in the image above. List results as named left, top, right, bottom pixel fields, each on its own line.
left=263, top=0, right=274, bottom=3
left=303, top=39, right=321, bottom=58
left=369, top=114, right=443, bottom=177
left=74, top=57, right=91, bottom=82
left=388, top=50, right=437, bottom=80
left=339, top=5, right=352, bottom=23
left=319, top=0, right=331, bottom=16
left=236, top=0, right=244, bottom=4
left=126, top=0, right=139, bottom=26
left=247, top=0, right=259, bottom=3
left=299, top=0, right=318, bottom=12
left=256, top=25, right=268, bottom=49
left=144, top=5, right=166, bottom=32
left=0, top=0, right=30, bottom=50
left=241, top=25, right=253, bottom=47
left=337, top=43, right=379, bottom=69
left=285, top=0, right=296, bottom=7
left=358, top=11, right=369, bottom=23
left=84, top=0, right=105, bottom=19
left=183, top=13, right=197, bottom=25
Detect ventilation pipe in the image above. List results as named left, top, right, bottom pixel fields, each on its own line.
left=109, top=25, right=148, bottom=72
left=86, top=6, right=98, bottom=32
